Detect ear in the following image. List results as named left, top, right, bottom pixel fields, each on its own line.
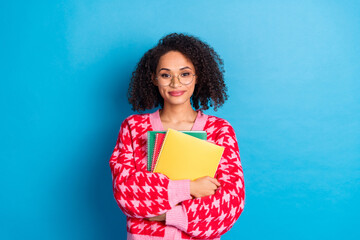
left=151, top=73, right=158, bottom=86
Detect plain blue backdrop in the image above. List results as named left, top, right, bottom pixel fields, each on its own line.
left=1, top=0, right=359, bottom=239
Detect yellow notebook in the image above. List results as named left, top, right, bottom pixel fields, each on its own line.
left=153, top=128, right=225, bottom=180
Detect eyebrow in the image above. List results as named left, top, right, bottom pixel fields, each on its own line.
left=158, top=66, right=193, bottom=72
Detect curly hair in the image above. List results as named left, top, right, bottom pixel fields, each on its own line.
left=127, top=33, right=228, bottom=112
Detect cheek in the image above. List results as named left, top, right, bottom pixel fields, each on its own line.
left=187, top=84, right=196, bottom=95
left=157, top=86, right=167, bottom=98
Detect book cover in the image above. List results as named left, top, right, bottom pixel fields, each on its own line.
left=151, top=133, right=165, bottom=172
left=147, top=130, right=207, bottom=171
left=153, top=128, right=224, bottom=180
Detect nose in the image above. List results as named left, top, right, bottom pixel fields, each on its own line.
left=169, top=75, right=182, bottom=87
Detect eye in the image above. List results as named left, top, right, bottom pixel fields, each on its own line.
left=181, top=72, right=191, bottom=77
left=160, top=73, right=171, bottom=78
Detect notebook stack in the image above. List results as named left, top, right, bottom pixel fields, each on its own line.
left=147, top=129, right=224, bottom=180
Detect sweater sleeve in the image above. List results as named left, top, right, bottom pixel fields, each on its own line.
left=109, top=118, right=192, bottom=219
left=165, top=121, right=245, bottom=239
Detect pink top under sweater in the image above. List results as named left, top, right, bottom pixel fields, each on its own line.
left=109, top=109, right=245, bottom=239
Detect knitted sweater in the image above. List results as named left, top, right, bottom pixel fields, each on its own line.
left=109, top=109, right=245, bottom=240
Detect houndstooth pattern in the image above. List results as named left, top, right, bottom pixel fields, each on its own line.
left=109, top=113, right=245, bottom=239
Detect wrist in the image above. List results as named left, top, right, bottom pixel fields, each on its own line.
left=168, top=179, right=192, bottom=206
left=189, top=180, right=196, bottom=198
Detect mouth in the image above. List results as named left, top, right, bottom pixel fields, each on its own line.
left=169, top=91, right=185, bottom=96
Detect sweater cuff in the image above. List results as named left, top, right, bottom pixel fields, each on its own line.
left=168, top=179, right=192, bottom=207
left=165, top=204, right=188, bottom=232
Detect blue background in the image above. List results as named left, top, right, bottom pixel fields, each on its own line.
left=1, top=0, right=359, bottom=239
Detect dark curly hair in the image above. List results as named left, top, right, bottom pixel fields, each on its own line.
left=128, top=33, right=228, bottom=112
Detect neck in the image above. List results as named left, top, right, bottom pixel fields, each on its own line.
left=160, top=102, right=197, bottom=124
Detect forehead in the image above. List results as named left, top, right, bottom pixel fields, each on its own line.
left=157, top=51, right=194, bottom=70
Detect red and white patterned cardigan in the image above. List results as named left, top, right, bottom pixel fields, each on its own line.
left=109, top=109, right=245, bottom=240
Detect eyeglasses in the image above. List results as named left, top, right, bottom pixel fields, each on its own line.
left=155, top=72, right=195, bottom=86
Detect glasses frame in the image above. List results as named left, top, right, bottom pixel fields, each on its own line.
left=155, top=73, right=196, bottom=87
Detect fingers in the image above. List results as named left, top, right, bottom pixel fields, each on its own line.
left=147, top=213, right=166, bottom=222
left=207, top=176, right=221, bottom=187
left=191, top=176, right=222, bottom=198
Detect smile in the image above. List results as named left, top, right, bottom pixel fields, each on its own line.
left=169, top=91, right=185, bottom=96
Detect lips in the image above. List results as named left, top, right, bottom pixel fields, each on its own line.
left=169, top=91, right=185, bottom=96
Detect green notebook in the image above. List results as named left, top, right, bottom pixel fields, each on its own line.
left=147, top=131, right=207, bottom=171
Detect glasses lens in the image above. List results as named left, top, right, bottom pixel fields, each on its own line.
left=179, top=73, right=194, bottom=85
left=157, top=73, right=194, bottom=86
left=157, top=73, right=171, bottom=86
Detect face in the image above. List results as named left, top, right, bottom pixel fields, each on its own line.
left=153, top=51, right=197, bottom=108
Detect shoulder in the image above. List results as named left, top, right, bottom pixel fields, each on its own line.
left=206, top=114, right=234, bottom=130
left=204, top=113, right=237, bottom=139
left=119, top=112, right=151, bottom=131
left=122, top=112, right=150, bottom=125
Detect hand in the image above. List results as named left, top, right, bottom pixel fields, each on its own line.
left=190, top=176, right=221, bottom=198
left=146, top=213, right=166, bottom=222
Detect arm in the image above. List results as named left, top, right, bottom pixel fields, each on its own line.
left=109, top=118, right=192, bottom=218
left=165, top=122, right=245, bottom=239
left=147, top=176, right=220, bottom=221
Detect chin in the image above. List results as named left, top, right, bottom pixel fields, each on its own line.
left=164, top=96, right=190, bottom=106
left=167, top=99, right=188, bottom=106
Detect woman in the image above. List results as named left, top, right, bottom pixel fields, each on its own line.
left=109, top=33, right=245, bottom=240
